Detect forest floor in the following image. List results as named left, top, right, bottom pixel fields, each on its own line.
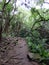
left=0, top=37, right=39, bottom=65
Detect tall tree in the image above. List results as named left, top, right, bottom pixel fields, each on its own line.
left=0, top=0, right=17, bottom=42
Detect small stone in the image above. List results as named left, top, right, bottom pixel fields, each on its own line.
left=27, top=52, right=41, bottom=61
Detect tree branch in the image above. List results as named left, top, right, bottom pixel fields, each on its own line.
left=3, top=0, right=11, bottom=10
left=9, top=15, right=14, bottom=22
left=44, top=2, right=49, bottom=4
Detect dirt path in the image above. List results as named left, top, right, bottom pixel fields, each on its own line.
left=0, top=37, right=39, bottom=65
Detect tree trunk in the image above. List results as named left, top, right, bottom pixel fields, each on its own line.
left=0, top=22, right=2, bottom=42
left=0, top=12, right=2, bottom=42
left=4, top=13, right=10, bottom=34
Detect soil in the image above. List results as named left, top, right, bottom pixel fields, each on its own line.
left=0, top=37, right=39, bottom=65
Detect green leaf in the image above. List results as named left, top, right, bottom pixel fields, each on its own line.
left=6, top=3, right=13, bottom=12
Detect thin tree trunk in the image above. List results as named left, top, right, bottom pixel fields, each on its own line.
left=0, top=22, right=2, bottom=42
